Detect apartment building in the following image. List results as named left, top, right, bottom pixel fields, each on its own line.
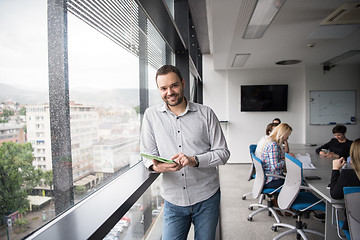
left=0, top=122, right=26, bottom=144
left=69, top=102, right=99, bottom=181
left=93, top=138, right=136, bottom=174
left=26, top=105, right=52, bottom=170
left=26, top=103, right=99, bottom=181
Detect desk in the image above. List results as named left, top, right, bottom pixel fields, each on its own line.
left=291, top=144, right=343, bottom=240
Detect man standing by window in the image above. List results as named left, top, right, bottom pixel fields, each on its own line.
left=141, top=65, right=230, bottom=240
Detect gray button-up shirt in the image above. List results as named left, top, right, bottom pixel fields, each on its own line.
left=140, top=101, right=230, bottom=206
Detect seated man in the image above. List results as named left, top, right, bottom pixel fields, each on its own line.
left=316, top=124, right=352, bottom=159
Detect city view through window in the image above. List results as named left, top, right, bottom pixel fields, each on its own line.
left=1, top=0, right=168, bottom=239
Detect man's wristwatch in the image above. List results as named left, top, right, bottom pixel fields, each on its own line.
left=149, top=165, right=154, bottom=171
left=194, top=156, right=199, bottom=167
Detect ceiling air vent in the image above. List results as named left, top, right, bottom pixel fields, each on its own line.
left=321, top=2, right=360, bottom=25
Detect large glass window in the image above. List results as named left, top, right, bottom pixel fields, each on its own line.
left=0, top=0, right=51, bottom=239
left=147, top=19, right=174, bottom=107
left=1, top=0, right=174, bottom=239
left=104, top=174, right=165, bottom=239
left=164, top=0, right=175, bottom=19
left=67, top=11, right=141, bottom=202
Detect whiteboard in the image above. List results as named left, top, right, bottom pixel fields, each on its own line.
left=310, top=90, right=356, bottom=125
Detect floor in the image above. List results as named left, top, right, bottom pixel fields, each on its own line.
left=219, top=163, right=326, bottom=240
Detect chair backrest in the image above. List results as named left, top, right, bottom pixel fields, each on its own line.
left=247, top=144, right=257, bottom=181
left=249, top=144, right=257, bottom=155
left=277, top=153, right=303, bottom=210
left=251, top=152, right=265, bottom=199
left=343, top=186, right=360, bottom=240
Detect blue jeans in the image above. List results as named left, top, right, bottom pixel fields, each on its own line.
left=162, top=189, right=221, bottom=240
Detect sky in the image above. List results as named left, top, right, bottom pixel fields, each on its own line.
left=0, top=0, right=142, bottom=92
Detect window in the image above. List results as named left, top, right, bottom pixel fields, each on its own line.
left=0, top=0, right=199, bottom=238
left=0, top=0, right=50, bottom=237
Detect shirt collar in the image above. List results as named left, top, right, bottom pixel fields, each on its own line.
left=156, top=98, right=198, bottom=115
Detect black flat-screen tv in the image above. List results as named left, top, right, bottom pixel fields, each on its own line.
left=241, top=84, right=288, bottom=112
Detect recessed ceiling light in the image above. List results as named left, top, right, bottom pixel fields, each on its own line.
left=307, top=43, right=316, bottom=48
left=276, top=60, right=302, bottom=65
left=232, top=54, right=251, bottom=67
left=243, top=0, right=286, bottom=39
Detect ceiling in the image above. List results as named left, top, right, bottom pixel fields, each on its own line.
left=189, top=0, right=360, bottom=70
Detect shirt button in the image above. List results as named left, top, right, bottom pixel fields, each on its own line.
left=178, top=130, right=180, bottom=133
left=177, top=117, right=179, bottom=119
left=182, top=174, right=184, bottom=176
left=183, top=187, right=186, bottom=189
left=179, top=145, right=181, bottom=148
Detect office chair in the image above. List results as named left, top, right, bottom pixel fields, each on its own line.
left=332, top=203, right=351, bottom=239
left=344, top=186, right=360, bottom=240
left=271, top=153, right=325, bottom=240
left=242, top=144, right=257, bottom=200
left=247, top=152, right=293, bottom=223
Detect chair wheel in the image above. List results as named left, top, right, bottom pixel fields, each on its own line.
left=247, top=217, right=253, bottom=221
left=302, top=223, right=307, bottom=229
left=242, top=196, right=246, bottom=200
left=248, top=206, right=253, bottom=210
left=296, top=234, right=301, bottom=240
left=268, top=211, right=272, bottom=216
left=271, top=226, right=277, bottom=232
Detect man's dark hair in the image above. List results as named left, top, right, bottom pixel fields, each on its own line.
left=332, top=124, right=347, bottom=134
left=273, top=118, right=281, bottom=124
left=266, top=122, right=279, bottom=135
left=156, top=65, right=183, bottom=82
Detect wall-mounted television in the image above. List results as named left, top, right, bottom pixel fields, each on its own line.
left=241, top=85, right=288, bottom=112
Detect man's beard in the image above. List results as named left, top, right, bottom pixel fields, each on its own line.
left=165, top=93, right=184, bottom=107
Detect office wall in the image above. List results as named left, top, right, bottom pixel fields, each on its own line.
left=202, top=55, right=228, bottom=121
left=203, top=55, right=306, bottom=163
left=305, top=65, right=360, bottom=144
left=204, top=56, right=360, bottom=163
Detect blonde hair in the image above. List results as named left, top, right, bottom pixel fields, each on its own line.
left=350, top=138, right=360, bottom=180
left=269, top=123, right=292, bottom=146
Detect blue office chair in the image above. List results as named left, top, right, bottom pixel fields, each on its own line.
left=242, top=144, right=257, bottom=200
left=247, top=152, right=293, bottom=223
left=271, top=153, right=325, bottom=240
left=343, top=186, right=360, bottom=240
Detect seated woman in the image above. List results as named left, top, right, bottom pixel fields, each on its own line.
left=260, top=123, right=292, bottom=189
left=316, top=124, right=352, bottom=159
left=271, top=118, right=291, bottom=154
left=255, top=122, right=279, bottom=158
left=329, top=138, right=360, bottom=230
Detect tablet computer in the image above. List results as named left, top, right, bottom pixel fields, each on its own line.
left=140, top=153, right=176, bottom=164
left=305, top=176, right=321, bottom=180
left=321, top=149, right=330, bottom=153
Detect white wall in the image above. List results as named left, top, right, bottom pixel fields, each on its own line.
left=202, top=55, right=228, bottom=121
left=203, top=54, right=360, bottom=163
left=305, top=65, right=360, bottom=143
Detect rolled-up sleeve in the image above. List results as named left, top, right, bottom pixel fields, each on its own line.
left=197, top=109, right=230, bottom=167
left=140, top=110, right=158, bottom=169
